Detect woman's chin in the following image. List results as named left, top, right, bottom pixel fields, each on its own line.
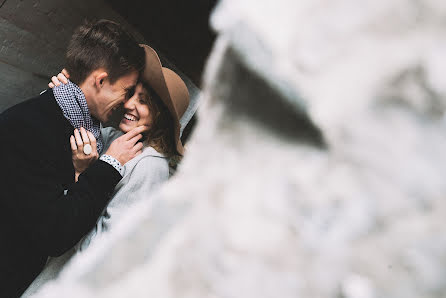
left=118, top=122, right=133, bottom=133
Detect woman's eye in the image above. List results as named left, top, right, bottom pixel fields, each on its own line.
left=139, top=96, right=149, bottom=104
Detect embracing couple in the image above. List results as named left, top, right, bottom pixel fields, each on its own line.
left=0, top=19, right=189, bottom=297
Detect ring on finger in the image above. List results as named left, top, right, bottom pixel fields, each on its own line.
left=83, top=143, right=92, bottom=155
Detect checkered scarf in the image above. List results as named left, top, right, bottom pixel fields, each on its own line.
left=53, top=80, right=103, bottom=153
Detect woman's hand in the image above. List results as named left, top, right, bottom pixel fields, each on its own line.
left=48, top=69, right=70, bottom=88
left=70, top=127, right=99, bottom=182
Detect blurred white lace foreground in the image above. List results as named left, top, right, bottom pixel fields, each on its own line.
left=33, top=0, right=446, bottom=297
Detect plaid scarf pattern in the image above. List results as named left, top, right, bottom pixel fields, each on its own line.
left=53, top=81, right=103, bottom=153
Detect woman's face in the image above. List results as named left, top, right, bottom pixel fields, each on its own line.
left=119, top=83, right=153, bottom=133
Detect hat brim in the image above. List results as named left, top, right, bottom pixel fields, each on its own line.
left=140, top=44, right=189, bottom=155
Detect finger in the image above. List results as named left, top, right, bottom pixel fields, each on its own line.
left=86, top=131, right=97, bottom=153
left=48, top=82, right=55, bottom=89
left=62, top=68, right=70, bottom=79
left=132, top=141, right=143, bottom=153
left=128, top=134, right=143, bottom=145
left=51, top=76, right=61, bottom=87
left=57, top=73, right=68, bottom=84
left=80, top=127, right=90, bottom=144
left=70, top=135, right=77, bottom=152
left=73, top=129, right=84, bottom=149
left=123, top=125, right=149, bottom=140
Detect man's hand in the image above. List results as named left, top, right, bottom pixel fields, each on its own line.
left=105, top=126, right=148, bottom=165
left=70, top=127, right=99, bottom=182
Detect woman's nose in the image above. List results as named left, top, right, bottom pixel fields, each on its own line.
left=124, top=94, right=137, bottom=109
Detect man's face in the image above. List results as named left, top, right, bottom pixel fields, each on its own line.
left=92, top=70, right=139, bottom=123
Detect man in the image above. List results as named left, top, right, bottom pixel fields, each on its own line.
left=0, top=19, right=146, bottom=297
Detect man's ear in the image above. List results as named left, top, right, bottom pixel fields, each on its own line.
left=95, top=72, right=108, bottom=89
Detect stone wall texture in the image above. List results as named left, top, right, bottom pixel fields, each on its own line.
left=25, top=0, right=446, bottom=297
left=0, top=0, right=145, bottom=111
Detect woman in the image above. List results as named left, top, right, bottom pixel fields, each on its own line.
left=23, top=45, right=190, bottom=296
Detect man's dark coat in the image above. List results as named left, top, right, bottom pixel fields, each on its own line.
left=0, top=90, right=121, bottom=297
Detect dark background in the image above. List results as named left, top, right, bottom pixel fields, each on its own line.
left=106, top=0, right=219, bottom=86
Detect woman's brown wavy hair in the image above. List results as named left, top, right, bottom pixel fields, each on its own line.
left=141, top=81, right=179, bottom=158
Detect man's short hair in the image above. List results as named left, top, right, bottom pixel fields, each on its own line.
left=66, top=19, right=145, bottom=85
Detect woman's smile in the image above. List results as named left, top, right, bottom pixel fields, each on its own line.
left=118, top=83, right=153, bottom=133
left=123, top=113, right=138, bottom=122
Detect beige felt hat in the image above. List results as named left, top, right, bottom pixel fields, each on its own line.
left=140, top=44, right=190, bottom=155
